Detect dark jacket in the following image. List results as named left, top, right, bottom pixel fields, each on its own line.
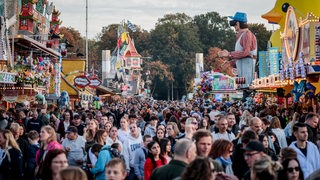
left=306, top=124, right=318, bottom=145
left=25, top=143, right=40, bottom=179
left=150, top=160, right=187, bottom=180
left=232, top=143, right=249, bottom=180
left=26, top=119, right=43, bottom=133
left=0, top=148, right=23, bottom=180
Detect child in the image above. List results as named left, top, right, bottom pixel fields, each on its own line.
left=25, top=130, right=40, bottom=179
left=105, top=158, right=127, bottom=180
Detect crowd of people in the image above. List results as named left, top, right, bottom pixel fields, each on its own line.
left=0, top=98, right=320, bottom=180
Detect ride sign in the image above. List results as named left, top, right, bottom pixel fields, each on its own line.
left=74, top=75, right=90, bottom=88
left=89, top=77, right=102, bottom=88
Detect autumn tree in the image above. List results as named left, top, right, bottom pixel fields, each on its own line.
left=59, top=26, right=100, bottom=76
left=142, top=60, right=174, bottom=98
left=59, top=27, right=85, bottom=58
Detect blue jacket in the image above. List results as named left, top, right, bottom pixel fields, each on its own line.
left=90, top=145, right=113, bottom=180
left=133, top=147, right=148, bottom=178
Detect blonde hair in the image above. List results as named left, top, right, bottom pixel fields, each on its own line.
left=41, top=125, right=57, bottom=148
left=9, top=123, right=20, bottom=138
left=252, top=154, right=282, bottom=180
left=167, top=122, right=180, bottom=135
left=1, top=130, right=21, bottom=162
left=185, top=117, right=196, bottom=125
left=86, top=119, right=99, bottom=141
left=59, top=166, right=87, bottom=180
left=241, top=110, right=253, bottom=125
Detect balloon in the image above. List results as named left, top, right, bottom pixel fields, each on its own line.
left=291, top=80, right=306, bottom=102
left=305, top=82, right=316, bottom=98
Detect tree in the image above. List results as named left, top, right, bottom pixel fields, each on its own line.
left=150, top=13, right=202, bottom=99
left=248, top=23, right=272, bottom=52
left=193, top=12, right=235, bottom=55
left=142, top=60, right=174, bottom=98
left=59, top=26, right=85, bottom=59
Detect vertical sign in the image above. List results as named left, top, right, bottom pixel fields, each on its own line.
left=259, top=51, right=269, bottom=78
left=269, top=48, right=280, bottom=75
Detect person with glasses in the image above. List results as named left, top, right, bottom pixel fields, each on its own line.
left=209, top=139, right=234, bottom=175
left=289, top=122, right=320, bottom=179
left=278, top=158, right=304, bottom=180
left=243, top=140, right=265, bottom=180
left=180, top=117, right=198, bottom=139
left=39, top=149, right=68, bottom=180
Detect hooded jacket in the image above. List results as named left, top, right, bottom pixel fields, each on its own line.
left=90, top=145, right=113, bottom=180
left=123, top=133, right=143, bottom=172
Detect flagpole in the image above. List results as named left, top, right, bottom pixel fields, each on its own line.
left=85, top=0, right=88, bottom=72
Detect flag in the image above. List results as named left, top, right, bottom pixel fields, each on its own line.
left=127, top=20, right=136, bottom=32
left=121, top=32, right=128, bottom=43
left=117, top=38, right=121, bottom=48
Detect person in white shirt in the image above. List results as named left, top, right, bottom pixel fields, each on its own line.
left=106, top=126, right=123, bottom=152
left=212, top=116, right=235, bottom=142
left=62, top=126, right=86, bottom=166
left=118, top=117, right=130, bottom=144
left=123, top=123, right=143, bottom=179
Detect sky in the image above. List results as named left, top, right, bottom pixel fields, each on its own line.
left=53, top=0, right=278, bottom=39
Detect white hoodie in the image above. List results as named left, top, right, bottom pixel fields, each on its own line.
left=123, top=132, right=143, bottom=172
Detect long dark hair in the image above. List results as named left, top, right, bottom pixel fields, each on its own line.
left=180, top=157, right=214, bottom=180
left=278, top=158, right=304, bottom=180
left=39, top=149, right=67, bottom=180
left=159, top=138, right=172, bottom=158
left=147, top=141, right=166, bottom=169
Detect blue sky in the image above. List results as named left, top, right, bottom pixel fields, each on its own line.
left=53, top=0, right=278, bottom=39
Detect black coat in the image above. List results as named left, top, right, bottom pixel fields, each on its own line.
left=232, top=143, right=249, bottom=180
left=0, top=148, right=23, bottom=180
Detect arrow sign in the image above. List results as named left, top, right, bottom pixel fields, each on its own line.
left=89, top=77, right=102, bottom=88
left=74, top=75, right=90, bottom=88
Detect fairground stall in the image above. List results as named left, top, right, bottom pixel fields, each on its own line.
left=194, top=72, right=242, bottom=103
left=255, top=5, right=320, bottom=110
left=0, top=0, right=62, bottom=109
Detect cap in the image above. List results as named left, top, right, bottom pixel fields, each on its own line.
left=244, top=140, right=265, bottom=152
left=66, top=126, right=78, bottom=134
left=228, top=12, right=247, bottom=23
left=212, top=106, right=216, bottom=110
left=73, top=114, right=80, bottom=119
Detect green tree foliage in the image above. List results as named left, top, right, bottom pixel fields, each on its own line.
left=90, top=12, right=271, bottom=100
left=193, top=12, right=235, bottom=54
left=150, top=13, right=202, bottom=99
left=96, top=24, right=119, bottom=59
left=248, top=23, right=272, bottom=52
